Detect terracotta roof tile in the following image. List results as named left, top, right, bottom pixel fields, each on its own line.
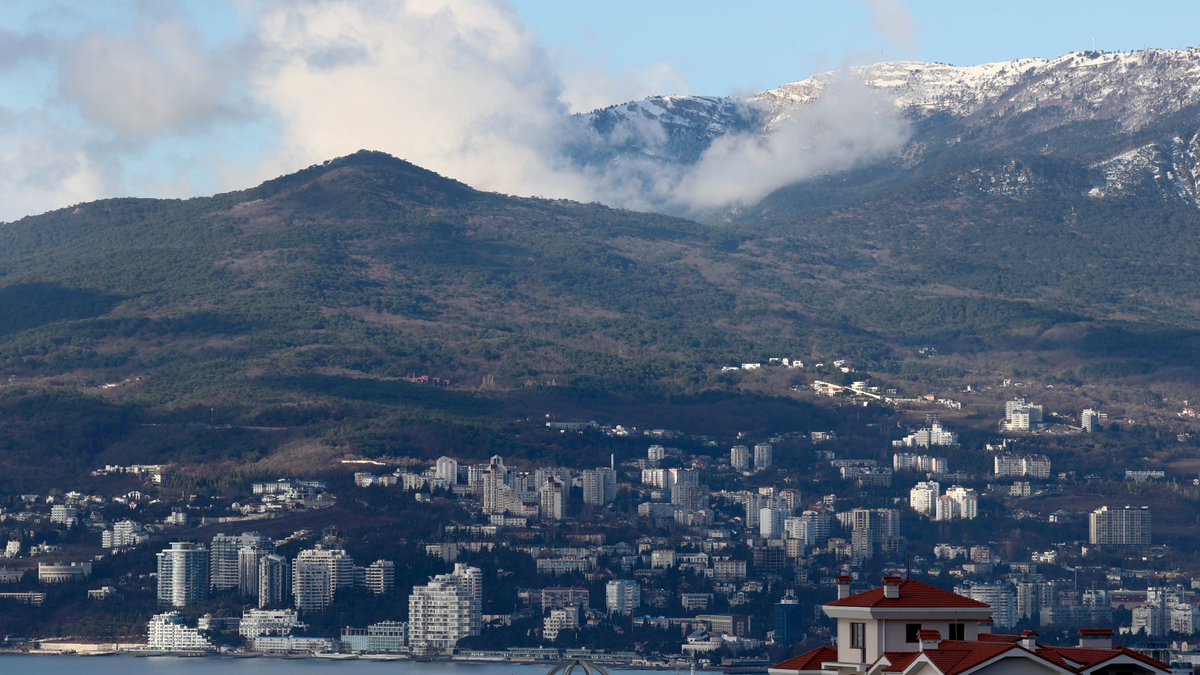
left=1038, top=645, right=1171, bottom=672
left=771, top=646, right=838, bottom=672
left=824, top=578, right=990, bottom=609
left=878, top=651, right=921, bottom=672
left=977, top=633, right=1021, bottom=643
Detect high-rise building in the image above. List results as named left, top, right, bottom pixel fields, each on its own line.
left=238, top=545, right=272, bottom=597
left=795, top=510, right=830, bottom=546
left=994, top=454, right=1051, bottom=478
left=581, top=468, right=616, bottom=506
left=935, top=486, right=978, bottom=521
left=606, top=579, right=641, bottom=615
left=292, top=560, right=331, bottom=613
left=258, top=554, right=289, bottom=608
left=539, top=476, right=565, bottom=521
left=730, top=445, right=750, bottom=471
left=773, top=589, right=803, bottom=646
left=909, top=481, right=940, bottom=516
left=157, top=542, right=209, bottom=607
left=754, top=443, right=773, bottom=470
left=1081, top=409, right=1099, bottom=433
left=760, top=507, right=787, bottom=539
left=1089, top=506, right=1151, bottom=546
left=954, top=582, right=1017, bottom=628
left=102, top=520, right=146, bottom=549
left=435, top=456, right=459, bottom=485
left=672, top=483, right=709, bottom=512
left=1004, top=399, right=1044, bottom=431
left=894, top=422, right=958, bottom=448
left=365, top=560, right=395, bottom=595
left=647, top=445, right=666, bottom=462
left=481, top=456, right=509, bottom=514
left=407, top=564, right=482, bottom=653
left=210, top=532, right=273, bottom=590
left=296, top=545, right=355, bottom=596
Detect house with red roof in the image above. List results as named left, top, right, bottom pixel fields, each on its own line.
left=769, top=577, right=1171, bottom=675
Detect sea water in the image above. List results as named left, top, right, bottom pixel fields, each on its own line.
left=0, top=656, right=666, bottom=675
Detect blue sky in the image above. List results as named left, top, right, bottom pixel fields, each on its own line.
left=0, top=0, right=1197, bottom=221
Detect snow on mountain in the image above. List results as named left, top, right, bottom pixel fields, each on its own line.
left=571, top=48, right=1200, bottom=210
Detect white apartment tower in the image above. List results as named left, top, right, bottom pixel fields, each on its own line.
left=754, top=443, right=773, bottom=470
left=365, top=560, right=395, bottom=595
left=581, top=468, right=616, bottom=506
left=909, top=481, right=940, bottom=516
left=436, top=456, right=459, bottom=485
left=606, top=579, right=641, bottom=615
left=157, top=542, right=209, bottom=607
left=296, top=545, right=356, bottom=598
left=760, top=507, right=787, bottom=539
left=647, top=445, right=666, bottom=462
left=258, top=554, right=289, bottom=608
left=238, top=544, right=271, bottom=597
left=935, top=486, right=978, bottom=521
left=407, top=563, right=482, bottom=653
left=210, top=532, right=273, bottom=590
left=730, top=445, right=750, bottom=471
left=539, top=476, right=565, bottom=521
left=1090, top=505, right=1151, bottom=546
left=1081, top=409, right=1099, bottom=432
left=292, top=559, right=331, bottom=613
left=481, top=456, right=508, bottom=514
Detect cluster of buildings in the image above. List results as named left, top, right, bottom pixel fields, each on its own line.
left=155, top=534, right=393, bottom=613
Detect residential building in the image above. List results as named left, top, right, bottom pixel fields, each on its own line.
left=543, top=604, right=579, bottom=641
left=296, top=545, right=356, bottom=598
left=606, top=579, right=641, bottom=615
left=539, top=476, right=565, bottom=521
left=481, top=455, right=509, bottom=514
left=147, top=612, right=215, bottom=651
left=101, top=520, right=146, bottom=548
left=258, top=554, right=289, bottom=608
left=408, top=564, right=482, bottom=653
left=582, top=468, right=617, bottom=506
left=994, top=454, right=1051, bottom=479
left=436, top=456, right=458, bottom=485
left=210, top=532, right=273, bottom=591
left=731, top=445, right=751, bottom=471
left=771, top=578, right=1169, bottom=675
left=542, top=587, right=589, bottom=612
left=760, top=507, right=787, bottom=539
left=893, top=422, right=958, bottom=448
left=341, top=621, right=408, bottom=653
left=934, top=486, right=977, bottom=521
left=672, top=483, right=710, bottom=511
left=292, top=559, right=331, bottom=613
left=954, top=582, right=1018, bottom=628
left=754, top=443, right=773, bottom=470
left=893, top=454, right=948, bottom=474
left=49, top=505, right=78, bottom=526
left=1090, top=505, right=1152, bottom=546
left=239, top=608, right=305, bottom=638
left=238, top=545, right=271, bottom=597
left=712, top=559, right=747, bottom=583
left=252, top=636, right=336, bottom=653
left=365, top=560, right=394, bottom=595
left=909, top=482, right=939, bottom=516
left=648, top=445, right=666, bottom=462
left=651, top=549, right=676, bottom=569
left=157, top=542, right=209, bottom=607
left=682, top=593, right=714, bottom=611
left=1081, top=408, right=1099, bottom=432
left=37, top=561, right=92, bottom=583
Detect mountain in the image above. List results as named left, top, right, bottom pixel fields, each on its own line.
left=574, top=48, right=1200, bottom=211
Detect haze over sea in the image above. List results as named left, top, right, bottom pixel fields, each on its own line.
left=0, top=657, right=667, bottom=675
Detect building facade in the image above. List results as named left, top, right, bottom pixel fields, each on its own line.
left=157, top=542, right=209, bottom=607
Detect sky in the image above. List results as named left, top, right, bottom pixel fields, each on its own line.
left=0, top=0, right=1198, bottom=222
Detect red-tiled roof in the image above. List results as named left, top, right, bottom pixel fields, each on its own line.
left=977, top=633, right=1021, bottom=643
left=1038, top=645, right=1171, bottom=673
left=824, top=578, right=990, bottom=609
left=1077, top=628, right=1113, bottom=636
left=771, top=646, right=838, bottom=672
left=877, top=651, right=921, bottom=672
left=922, top=643, right=1017, bottom=675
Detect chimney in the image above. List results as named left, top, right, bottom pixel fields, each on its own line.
left=918, top=629, right=941, bottom=652
left=1078, top=629, right=1113, bottom=649
left=837, top=575, right=852, bottom=600
left=882, top=576, right=902, bottom=599
left=1019, top=630, right=1040, bottom=651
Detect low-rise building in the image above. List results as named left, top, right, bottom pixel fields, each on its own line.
left=147, top=612, right=215, bottom=651
left=240, top=608, right=305, bottom=638
left=341, top=621, right=408, bottom=653
left=38, top=561, right=92, bottom=583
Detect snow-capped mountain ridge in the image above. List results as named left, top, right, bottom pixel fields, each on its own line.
left=572, top=48, right=1200, bottom=213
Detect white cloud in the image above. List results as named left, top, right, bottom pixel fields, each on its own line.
left=867, top=0, right=918, bottom=58
left=60, top=15, right=250, bottom=137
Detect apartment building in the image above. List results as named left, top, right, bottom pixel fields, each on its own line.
left=157, top=542, right=209, bottom=607
left=1090, top=505, right=1152, bottom=546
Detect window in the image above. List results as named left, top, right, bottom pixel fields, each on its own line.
left=906, top=623, right=922, bottom=643
left=949, top=623, right=965, bottom=641
left=851, top=622, right=866, bottom=649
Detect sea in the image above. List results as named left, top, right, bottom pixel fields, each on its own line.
left=0, top=656, right=669, bottom=675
